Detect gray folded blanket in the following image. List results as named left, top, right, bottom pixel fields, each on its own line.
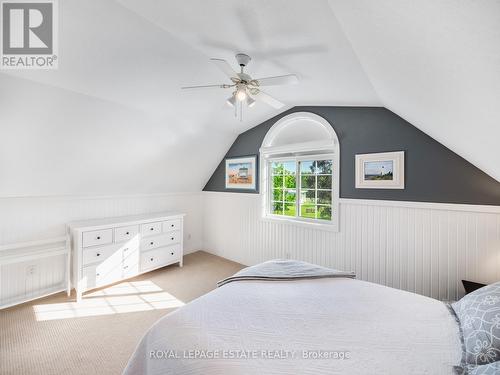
left=217, top=259, right=356, bottom=287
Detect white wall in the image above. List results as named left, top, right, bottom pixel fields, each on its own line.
left=0, top=193, right=203, bottom=252
left=328, top=0, right=500, bottom=182
left=0, top=74, right=236, bottom=197
left=202, top=192, right=500, bottom=300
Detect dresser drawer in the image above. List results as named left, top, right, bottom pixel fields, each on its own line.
left=82, top=229, right=113, bottom=248
left=165, top=231, right=181, bottom=246
left=140, top=245, right=181, bottom=272
left=140, top=236, right=165, bottom=252
left=140, top=222, right=162, bottom=237
left=82, top=243, right=120, bottom=267
left=140, top=232, right=180, bottom=251
left=122, top=244, right=139, bottom=263
left=122, top=243, right=140, bottom=277
left=122, top=258, right=140, bottom=278
left=162, top=219, right=181, bottom=233
left=82, top=262, right=123, bottom=290
left=82, top=240, right=139, bottom=266
left=114, top=225, right=139, bottom=243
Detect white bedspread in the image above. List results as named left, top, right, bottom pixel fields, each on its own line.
left=124, top=278, right=462, bottom=375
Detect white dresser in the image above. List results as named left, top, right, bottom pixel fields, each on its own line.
left=68, top=212, right=185, bottom=302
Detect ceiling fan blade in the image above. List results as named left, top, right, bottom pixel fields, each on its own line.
left=210, top=58, right=238, bottom=79
left=181, top=84, right=231, bottom=90
left=254, top=74, right=299, bottom=87
left=254, top=90, right=285, bottom=109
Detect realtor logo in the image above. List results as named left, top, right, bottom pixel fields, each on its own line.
left=1, top=0, right=58, bottom=69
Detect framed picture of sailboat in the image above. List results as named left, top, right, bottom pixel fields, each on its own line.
left=225, top=155, right=257, bottom=190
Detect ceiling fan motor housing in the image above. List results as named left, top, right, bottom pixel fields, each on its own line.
left=235, top=53, right=251, bottom=67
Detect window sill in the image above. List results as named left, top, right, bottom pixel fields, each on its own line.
left=260, top=215, right=339, bottom=232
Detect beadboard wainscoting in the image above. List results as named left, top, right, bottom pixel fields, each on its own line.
left=202, top=192, right=500, bottom=300
left=1, top=254, right=67, bottom=303
left=0, top=193, right=202, bottom=307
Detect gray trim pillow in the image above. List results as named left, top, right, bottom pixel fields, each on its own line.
left=466, top=362, right=500, bottom=375
left=452, top=282, right=500, bottom=365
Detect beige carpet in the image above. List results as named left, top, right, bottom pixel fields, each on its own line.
left=0, top=251, right=243, bottom=375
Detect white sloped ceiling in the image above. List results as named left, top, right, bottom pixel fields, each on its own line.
left=2, top=0, right=497, bottom=197
left=0, top=0, right=379, bottom=196
left=329, top=0, right=500, bottom=182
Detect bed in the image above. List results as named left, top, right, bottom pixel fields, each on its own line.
left=123, top=260, right=467, bottom=374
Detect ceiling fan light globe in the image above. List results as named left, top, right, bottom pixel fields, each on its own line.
left=226, top=96, right=236, bottom=107
left=246, top=97, right=256, bottom=108
left=236, top=90, right=247, bottom=101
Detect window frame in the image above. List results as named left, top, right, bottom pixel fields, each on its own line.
left=264, top=153, right=338, bottom=231
left=268, top=156, right=298, bottom=218
left=259, top=112, right=340, bottom=232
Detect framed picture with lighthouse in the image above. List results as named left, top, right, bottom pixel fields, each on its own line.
left=225, top=155, right=257, bottom=190
left=355, top=151, right=405, bottom=189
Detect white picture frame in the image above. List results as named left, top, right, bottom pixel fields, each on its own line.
left=355, top=151, right=405, bottom=189
left=225, top=155, right=257, bottom=190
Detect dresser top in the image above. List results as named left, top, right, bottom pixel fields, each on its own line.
left=68, top=211, right=185, bottom=231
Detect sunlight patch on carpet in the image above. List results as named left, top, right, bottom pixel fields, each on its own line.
left=33, top=280, right=184, bottom=321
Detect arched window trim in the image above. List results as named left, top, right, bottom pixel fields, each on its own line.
left=259, top=112, right=340, bottom=232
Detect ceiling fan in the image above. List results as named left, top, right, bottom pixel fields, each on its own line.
left=182, top=53, right=299, bottom=120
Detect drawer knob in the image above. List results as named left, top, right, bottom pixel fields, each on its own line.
left=171, top=252, right=174, bottom=255
left=150, top=257, right=154, bottom=261
left=96, top=236, right=101, bottom=240
left=150, top=228, right=154, bottom=231
left=150, top=241, right=154, bottom=245
left=96, top=273, right=100, bottom=276
left=171, top=237, right=174, bottom=240
left=171, top=224, right=174, bottom=227
left=96, top=253, right=101, bottom=256
left=123, top=265, right=128, bottom=269
left=126, top=232, right=129, bottom=235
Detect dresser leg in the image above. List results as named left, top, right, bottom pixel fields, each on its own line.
left=179, top=259, right=183, bottom=267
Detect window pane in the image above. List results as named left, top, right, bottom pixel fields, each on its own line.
left=317, top=190, right=331, bottom=204
left=301, top=175, right=315, bottom=189
left=272, top=162, right=283, bottom=175
left=317, top=205, right=332, bottom=221
left=316, top=160, right=332, bottom=174
left=284, top=174, right=296, bottom=188
left=317, top=175, right=332, bottom=189
left=300, top=204, right=316, bottom=219
left=284, top=190, right=296, bottom=203
left=273, top=188, right=283, bottom=201
left=283, top=202, right=296, bottom=217
left=273, top=175, right=283, bottom=188
left=272, top=202, right=283, bottom=215
left=300, top=160, right=315, bottom=174
left=300, top=189, right=316, bottom=204
left=270, top=158, right=334, bottom=223
left=283, top=161, right=296, bottom=175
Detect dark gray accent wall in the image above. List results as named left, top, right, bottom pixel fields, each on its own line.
left=204, top=106, right=500, bottom=205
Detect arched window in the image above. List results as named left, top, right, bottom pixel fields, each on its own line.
left=260, top=112, right=340, bottom=231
